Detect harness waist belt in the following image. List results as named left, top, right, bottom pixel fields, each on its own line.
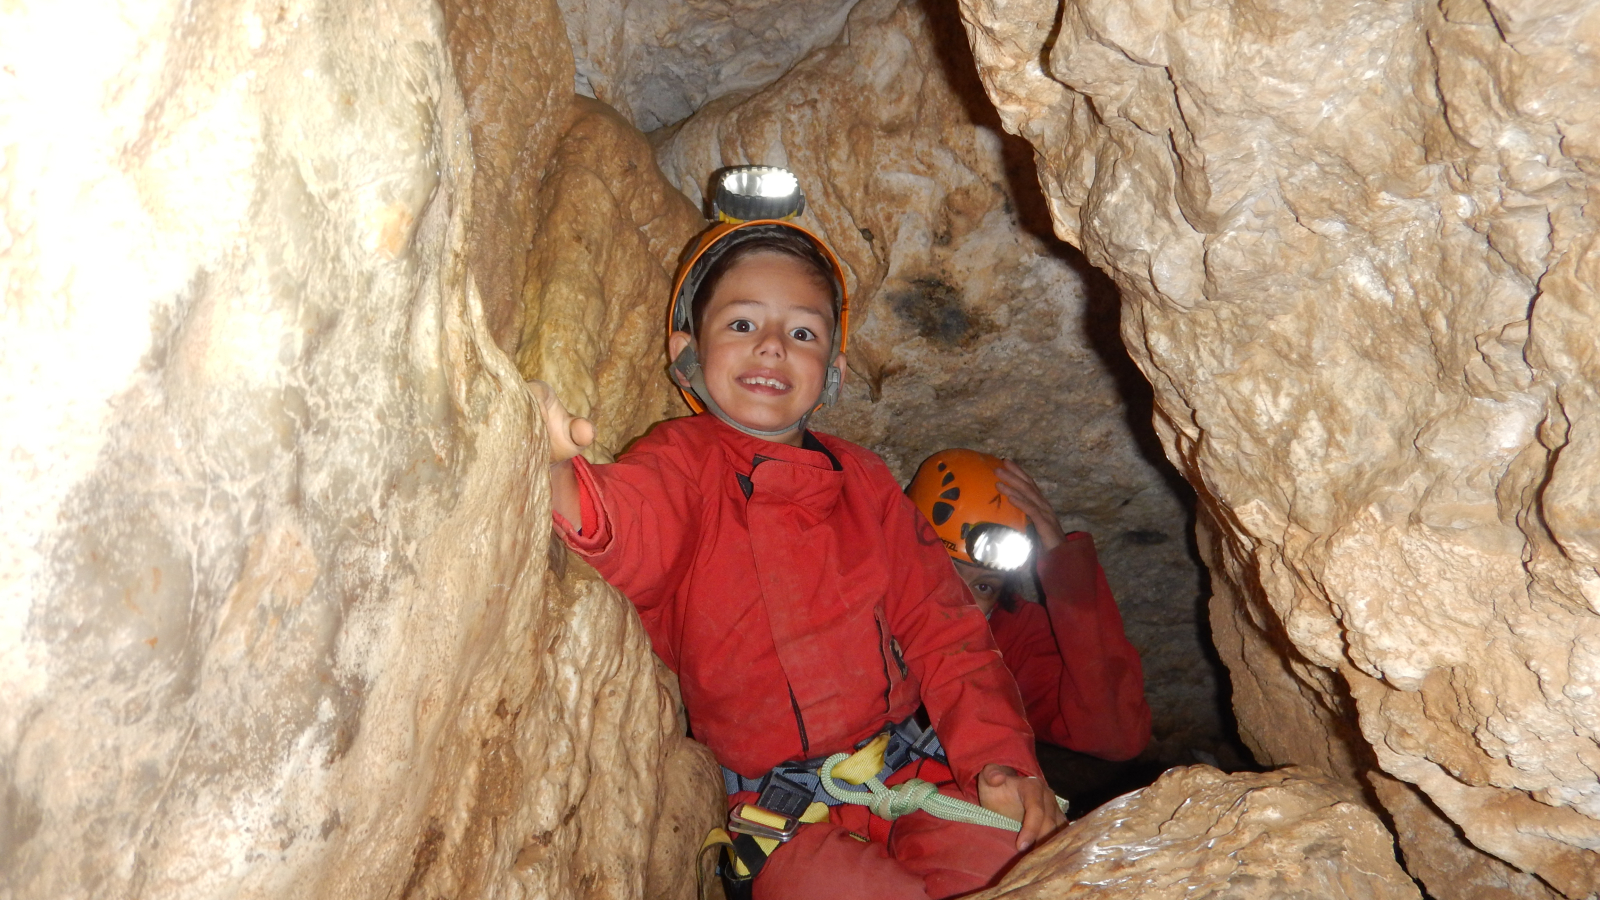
left=721, top=716, right=947, bottom=816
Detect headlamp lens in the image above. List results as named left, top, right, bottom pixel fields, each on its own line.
left=726, top=168, right=798, bottom=199
left=966, top=524, right=1033, bottom=571
left=712, top=166, right=806, bottom=222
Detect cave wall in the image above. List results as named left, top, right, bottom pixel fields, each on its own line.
left=556, top=0, right=863, bottom=131
left=0, top=0, right=718, bottom=897
left=953, top=0, right=1600, bottom=895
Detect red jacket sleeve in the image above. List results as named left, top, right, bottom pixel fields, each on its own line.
left=871, top=469, right=1041, bottom=791
left=551, top=431, right=699, bottom=616
left=991, top=532, right=1151, bottom=760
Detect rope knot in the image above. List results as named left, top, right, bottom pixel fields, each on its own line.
left=871, top=778, right=939, bottom=820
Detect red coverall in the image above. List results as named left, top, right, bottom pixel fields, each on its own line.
left=988, top=533, right=1151, bottom=761
left=553, top=414, right=1041, bottom=900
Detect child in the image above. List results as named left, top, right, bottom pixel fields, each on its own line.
left=907, top=451, right=1151, bottom=762
left=533, top=219, right=1062, bottom=900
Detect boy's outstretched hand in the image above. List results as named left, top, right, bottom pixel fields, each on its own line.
left=977, top=763, right=1066, bottom=852
left=530, top=380, right=595, bottom=462
left=995, top=460, right=1064, bottom=551
left=530, top=380, right=594, bottom=527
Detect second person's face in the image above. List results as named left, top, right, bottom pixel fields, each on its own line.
left=953, top=559, right=1008, bottom=616
left=676, top=253, right=843, bottom=445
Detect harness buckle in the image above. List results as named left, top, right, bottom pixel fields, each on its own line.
left=727, top=803, right=801, bottom=843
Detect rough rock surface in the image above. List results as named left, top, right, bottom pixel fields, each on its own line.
left=512, top=96, right=702, bottom=457
left=655, top=0, right=1222, bottom=762
left=955, top=0, right=1600, bottom=894
left=977, top=765, right=1421, bottom=900
left=556, top=0, right=863, bottom=130
left=0, top=0, right=718, bottom=897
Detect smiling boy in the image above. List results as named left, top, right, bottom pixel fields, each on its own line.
left=535, top=220, right=1060, bottom=900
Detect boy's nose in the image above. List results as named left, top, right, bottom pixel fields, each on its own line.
left=754, top=327, right=786, bottom=356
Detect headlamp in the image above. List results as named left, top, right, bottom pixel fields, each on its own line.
left=964, top=523, right=1033, bottom=571
left=712, top=165, right=807, bottom=223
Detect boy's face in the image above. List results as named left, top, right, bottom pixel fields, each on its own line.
left=952, top=559, right=1007, bottom=616
left=669, top=252, right=844, bottom=446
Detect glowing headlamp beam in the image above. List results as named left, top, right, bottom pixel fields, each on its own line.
left=712, top=166, right=806, bottom=222
left=724, top=168, right=798, bottom=199
left=966, top=524, right=1033, bottom=571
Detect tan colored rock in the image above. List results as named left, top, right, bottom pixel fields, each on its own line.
left=1371, top=770, right=1565, bottom=900
left=655, top=0, right=1222, bottom=758
left=977, top=765, right=1421, bottom=900
left=442, top=0, right=576, bottom=351
left=0, top=0, right=717, bottom=897
left=556, top=0, right=862, bottom=130
left=513, top=96, right=702, bottom=458
left=955, top=0, right=1600, bottom=893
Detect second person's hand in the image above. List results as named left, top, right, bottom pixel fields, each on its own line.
left=996, top=460, right=1064, bottom=551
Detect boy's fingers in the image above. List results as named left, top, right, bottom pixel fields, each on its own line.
left=1018, top=782, right=1066, bottom=851
left=528, top=379, right=595, bottom=462
left=1016, top=792, right=1047, bottom=851
left=570, top=416, right=595, bottom=448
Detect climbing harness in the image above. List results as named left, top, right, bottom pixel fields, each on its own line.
left=698, top=717, right=1065, bottom=900
left=719, top=716, right=946, bottom=813
left=701, top=717, right=944, bottom=899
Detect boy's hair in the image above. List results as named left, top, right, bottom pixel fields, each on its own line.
left=686, top=225, right=844, bottom=335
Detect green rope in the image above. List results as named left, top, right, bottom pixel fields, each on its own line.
left=817, top=753, right=1038, bottom=832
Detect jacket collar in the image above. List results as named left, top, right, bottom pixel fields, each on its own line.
left=697, top=414, right=845, bottom=518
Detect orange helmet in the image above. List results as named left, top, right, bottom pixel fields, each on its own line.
left=667, top=167, right=850, bottom=438
left=907, top=449, right=1034, bottom=570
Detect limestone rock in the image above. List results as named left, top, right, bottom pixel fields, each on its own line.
left=977, top=765, right=1421, bottom=900
left=955, top=0, right=1600, bottom=893
left=655, top=0, right=1222, bottom=760
left=443, top=0, right=576, bottom=350
left=556, top=0, right=863, bottom=130
left=0, top=0, right=717, bottom=897
left=512, top=96, right=703, bottom=459
left=1371, top=770, right=1565, bottom=900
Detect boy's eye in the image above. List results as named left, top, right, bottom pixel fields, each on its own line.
left=973, top=583, right=993, bottom=594
left=729, top=319, right=755, bottom=333
left=790, top=327, right=817, bottom=341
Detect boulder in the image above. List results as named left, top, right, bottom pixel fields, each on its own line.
left=978, top=766, right=1421, bottom=900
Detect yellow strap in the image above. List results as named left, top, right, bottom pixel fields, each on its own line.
left=736, top=804, right=790, bottom=830
left=697, top=827, right=749, bottom=880
left=700, top=826, right=733, bottom=853
left=830, top=733, right=890, bottom=785
left=704, top=801, right=829, bottom=880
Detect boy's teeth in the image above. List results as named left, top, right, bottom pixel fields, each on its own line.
left=741, top=376, right=787, bottom=389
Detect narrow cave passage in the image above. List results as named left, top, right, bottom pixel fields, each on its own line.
left=541, top=0, right=1246, bottom=801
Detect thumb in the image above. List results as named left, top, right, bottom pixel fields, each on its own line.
left=570, top=415, right=595, bottom=448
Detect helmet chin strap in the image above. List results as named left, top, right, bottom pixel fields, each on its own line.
left=671, top=345, right=840, bottom=440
